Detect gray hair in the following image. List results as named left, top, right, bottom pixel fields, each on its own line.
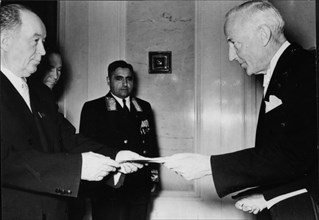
left=0, top=4, right=31, bottom=33
left=225, top=0, right=285, bottom=40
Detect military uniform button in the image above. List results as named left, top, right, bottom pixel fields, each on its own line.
left=124, top=140, right=128, bottom=144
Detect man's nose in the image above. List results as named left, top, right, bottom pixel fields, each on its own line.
left=228, top=44, right=237, bottom=61
left=37, top=41, right=46, bottom=56
left=52, top=70, right=58, bottom=79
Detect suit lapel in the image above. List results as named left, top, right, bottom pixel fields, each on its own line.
left=255, top=44, right=299, bottom=147
left=265, top=44, right=299, bottom=101
left=0, top=72, right=44, bottom=151
left=28, top=84, right=51, bottom=152
left=0, top=72, right=33, bottom=117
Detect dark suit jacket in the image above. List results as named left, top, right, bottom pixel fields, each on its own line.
left=211, top=44, right=318, bottom=205
left=1, top=72, right=119, bottom=220
left=80, top=92, right=159, bottom=196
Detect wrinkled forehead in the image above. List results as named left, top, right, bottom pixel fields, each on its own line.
left=224, top=15, right=253, bottom=40
left=20, top=10, right=46, bottom=39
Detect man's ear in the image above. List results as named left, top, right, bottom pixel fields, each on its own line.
left=258, top=24, right=271, bottom=47
left=107, top=76, right=110, bottom=85
left=0, top=32, right=12, bottom=51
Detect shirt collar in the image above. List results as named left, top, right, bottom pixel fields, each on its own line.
left=110, top=92, right=130, bottom=108
left=263, top=41, right=290, bottom=92
left=1, top=64, right=27, bottom=91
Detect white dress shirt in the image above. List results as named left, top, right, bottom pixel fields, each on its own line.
left=111, top=93, right=131, bottom=111
left=1, top=65, right=32, bottom=111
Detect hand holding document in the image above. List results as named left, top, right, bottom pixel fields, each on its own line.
left=115, top=152, right=213, bottom=181
left=163, top=153, right=212, bottom=180
left=81, top=152, right=120, bottom=181
left=115, top=150, right=144, bottom=174
left=113, top=153, right=167, bottom=185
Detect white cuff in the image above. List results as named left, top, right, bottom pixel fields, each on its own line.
left=266, top=188, right=307, bottom=209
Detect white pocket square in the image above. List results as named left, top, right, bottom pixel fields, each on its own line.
left=265, top=95, right=282, bottom=113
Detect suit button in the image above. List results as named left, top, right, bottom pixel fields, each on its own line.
left=142, top=140, right=145, bottom=144
left=143, top=150, right=147, bottom=154
left=124, top=140, right=128, bottom=144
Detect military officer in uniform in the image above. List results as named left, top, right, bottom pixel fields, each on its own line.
left=79, top=60, right=159, bottom=220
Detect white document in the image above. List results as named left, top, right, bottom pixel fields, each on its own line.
left=119, top=156, right=168, bottom=164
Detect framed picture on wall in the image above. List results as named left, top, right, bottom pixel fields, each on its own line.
left=149, top=51, right=172, bottom=74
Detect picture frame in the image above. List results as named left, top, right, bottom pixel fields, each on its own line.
left=149, top=51, right=172, bottom=74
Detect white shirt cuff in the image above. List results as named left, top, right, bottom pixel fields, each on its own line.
left=266, top=188, right=307, bottom=209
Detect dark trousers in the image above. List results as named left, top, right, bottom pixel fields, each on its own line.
left=91, top=189, right=151, bottom=220
left=257, top=193, right=319, bottom=220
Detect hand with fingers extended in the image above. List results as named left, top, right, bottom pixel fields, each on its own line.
left=235, top=194, right=267, bottom=215
left=164, top=153, right=212, bottom=180
left=81, top=151, right=120, bottom=181
left=115, top=150, right=144, bottom=174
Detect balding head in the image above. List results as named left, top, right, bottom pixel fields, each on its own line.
left=0, top=4, right=46, bottom=77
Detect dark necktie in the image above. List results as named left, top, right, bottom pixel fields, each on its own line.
left=122, top=98, right=129, bottom=112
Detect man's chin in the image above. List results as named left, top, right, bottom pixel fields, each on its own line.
left=26, top=67, right=38, bottom=76
left=44, top=82, right=55, bottom=89
left=24, top=71, right=33, bottom=78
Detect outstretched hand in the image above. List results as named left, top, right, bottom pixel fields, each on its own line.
left=116, top=150, right=144, bottom=174
left=164, top=153, right=212, bottom=180
left=81, top=151, right=120, bottom=181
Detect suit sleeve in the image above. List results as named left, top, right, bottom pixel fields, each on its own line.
left=1, top=138, right=82, bottom=198
left=58, top=105, right=118, bottom=159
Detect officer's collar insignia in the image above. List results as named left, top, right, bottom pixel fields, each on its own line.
left=105, top=96, right=117, bottom=111
left=131, top=98, right=142, bottom=112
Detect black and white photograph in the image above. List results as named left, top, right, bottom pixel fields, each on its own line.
left=1, top=0, right=318, bottom=220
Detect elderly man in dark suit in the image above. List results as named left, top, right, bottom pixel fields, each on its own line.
left=164, top=1, right=318, bottom=220
left=0, top=4, right=143, bottom=220
left=80, top=60, right=159, bottom=220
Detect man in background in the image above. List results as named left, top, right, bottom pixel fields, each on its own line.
left=79, top=60, right=159, bottom=220
left=164, top=1, right=318, bottom=219
left=1, top=4, right=143, bottom=220
left=41, top=49, right=62, bottom=90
